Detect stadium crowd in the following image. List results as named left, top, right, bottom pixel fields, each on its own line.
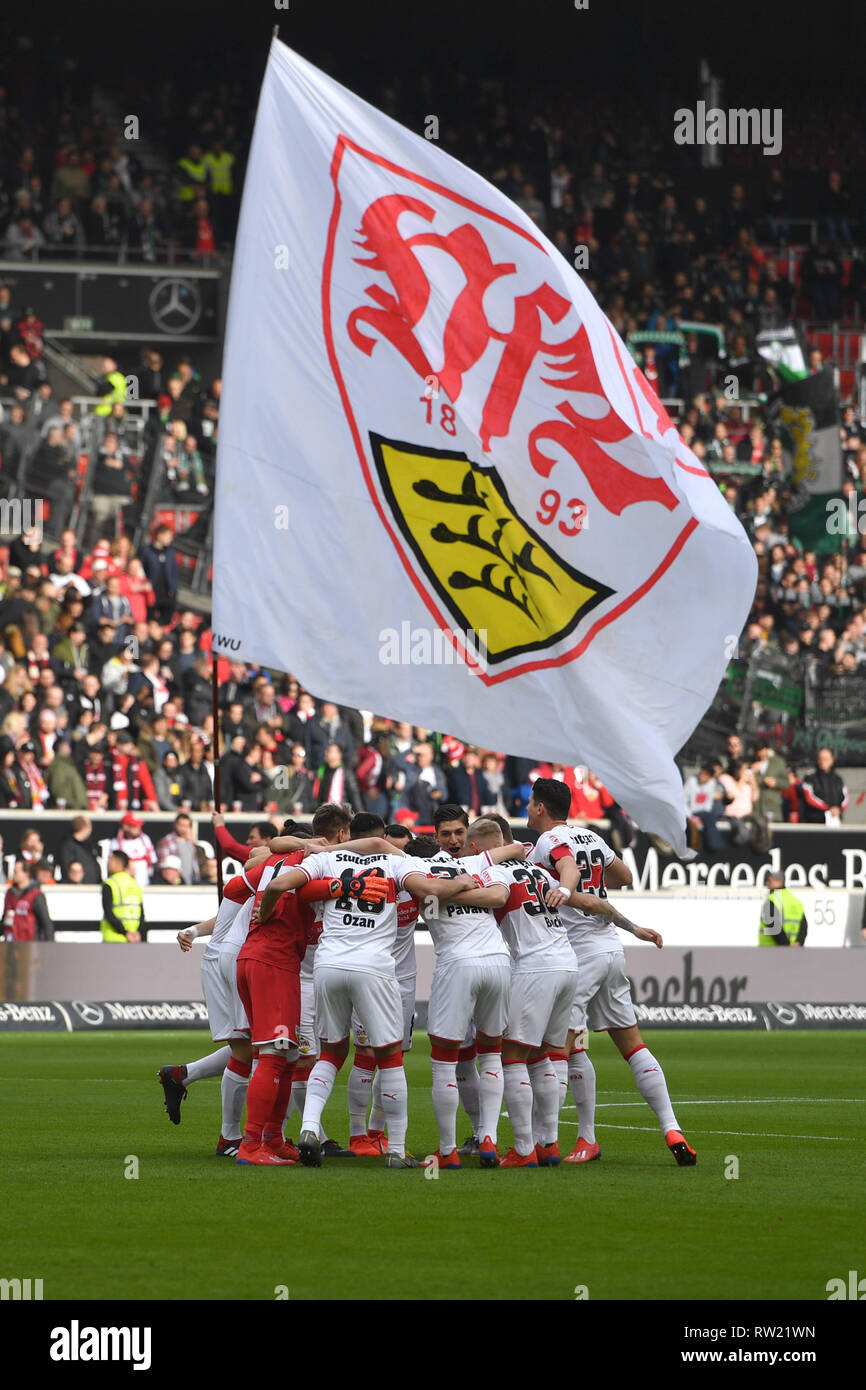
left=1, top=39, right=865, bottom=874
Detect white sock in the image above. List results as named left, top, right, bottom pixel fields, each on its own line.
left=477, top=1050, right=504, bottom=1146
left=219, top=1066, right=249, bottom=1142
left=628, top=1046, right=678, bottom=1135
left=431, top=1058, right=459, bottom=1153
left=528, top=1057, right=560, bottom=1146
left=301, top=1060, right=338, bottom=1138
left=455, top=1056, right=481, bottom=1137
left=369, top=1069, right=386, bottom=1131
left=568, top=1050, right=596, bottom=1144
left=288, top=1079, right=305, bottom=1119
left=347, top=1063, right=375, bottom=1137
left=378, top=1064, right=408, bottom=1157
left=552, top=1056, right=569, bottom=1111
left=503, top=1062, right=535, bottom=1156
left=291, top=1077, right=328, bottom=1140
left=184, top=1045, right=231, bottom=1086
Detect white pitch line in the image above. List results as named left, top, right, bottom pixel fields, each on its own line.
left=558, top=1120, right=857, bottom=1141
left=562, top=1098, right=865, bottom=1109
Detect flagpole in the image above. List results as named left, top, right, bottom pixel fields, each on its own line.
left=212, top=655, right=223, bottom=898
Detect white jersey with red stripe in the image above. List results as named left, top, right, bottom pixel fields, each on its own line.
left=413, top=852, right=510, bottom=966
left=528, top=825, right=617, bottom=959
left=203, top=875, right=253, bottom=959
left=300, top=903, right=324, bottom=982
left=393, top=891, right=419, bottom=982
left=296, top=849, right=417, bottom=977
left=489, top=862, right=576, bottom=972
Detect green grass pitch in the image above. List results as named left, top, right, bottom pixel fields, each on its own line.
left=1, top=1029, right=863, bottom=1301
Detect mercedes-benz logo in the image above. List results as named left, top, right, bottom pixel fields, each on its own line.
left=72, top=1000, right=105, bottom=1026
left=765, top=1001, right=798, bottom=1027
left=148, top=277, right=202, bottom=335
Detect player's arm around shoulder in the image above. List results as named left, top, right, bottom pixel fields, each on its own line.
left=254, top=865, right=311, bottom=923
left=605, top=853, right=633, bottom=888
left=448, top=865, right=510, bottom=908
left=484, top=842, right=527, bottom=864
left=400, top=867, right=477, bottom=900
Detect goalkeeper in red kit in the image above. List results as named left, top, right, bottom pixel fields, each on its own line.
left=235, top=855, right=390, bottom=1166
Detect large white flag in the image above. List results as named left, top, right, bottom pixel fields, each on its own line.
left=213, top=39, right=756, bottom=854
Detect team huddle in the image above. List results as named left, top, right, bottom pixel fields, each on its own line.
left=158, top=778, right=697, bottom=1170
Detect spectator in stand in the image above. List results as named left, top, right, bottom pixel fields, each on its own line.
left=88, top=431, right=132, bottom=542
left=307, top=700, right=353, bottom=768
left=447, top=747, right=492, bottom=814
left=3, top=213, right=46, bottom=260
left=355, top=733, right=395, bottom=818
left=800, top=239, right=843, bottom=322
left=799, top=748, right=848, bottom=824
left=0, top=738, right=29, bottom=807
left=124, top=558, right=155, bottom=624
left=2, top=859, right=54, bottom=940
left=110, top=729, right=158, bottom=810
left=683, top=763, right=725, bottom=852
left=44, top=197, right=85, bottom=258
left=107, top=811, right=156, bottom=886
left=272, top=742, right=316, bottom=815
left=181, top=655, right=213, bottom=729
left=46, top=738, right=87, bottom=808
left=90, top=571, right=133, bottom=640
left=285, top=689, right=317, bottom=746
left=139, top=524, right=178, bottom=624
left=154, top=749, right=183, bottom=810
left=226, top=738, right=265, bottom=812
left=156, top=810, right=202, bottom=884
left=178, top=735, right=213, bottom=809
left=719, top=759, right=768, bottom=851
left=50, top=149, right=91, bottom=210
left=83, top=745, right=110, bottom=812
left=5, top=342, right=42, bottom=399
left=17, top=741, right=47, bottom=809
left=153, top=854, right=184, bottom=885
left=751, top=741, right=788, bottom=823
left=406, top=741, right=448, bottom=823
left=57, top=814, right=102, bottom=883
left=314, top=740, right=362, bottom=811
left=821, top=170, right=852, bottom=247
left=86, top=193, right=127, bottom=250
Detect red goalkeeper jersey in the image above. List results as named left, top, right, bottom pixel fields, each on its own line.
left=237, top=850, right=314, bottom=971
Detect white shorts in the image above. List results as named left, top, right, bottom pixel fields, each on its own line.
left=428, top=956, right=511, bottom=1043
left=296, top=976, right=318, bottom=1060
left=352, top=975, right=416, bottom=1052
left=505, top=969, right=578, bottom=1050
left=315, top=966, right=403, bottom=1049
left=201, top=948, right=249, bottom=1041
left=571, top=950, right=636, bottom=1033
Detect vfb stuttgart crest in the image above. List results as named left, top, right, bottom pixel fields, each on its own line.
left=370, top=434, right=610, bottom=665
left=323, top=136, right=688, bottom=684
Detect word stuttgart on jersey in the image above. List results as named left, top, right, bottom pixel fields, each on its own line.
left=49, top=1321, right=152, bottom=1371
